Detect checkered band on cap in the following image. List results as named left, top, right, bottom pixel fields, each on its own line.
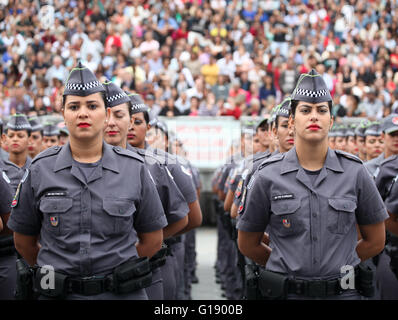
left=106, top=91, right=128, bottom=103
left=131, top=103, right=147, bottom=110
left=293, top=88, right=330, bottom=98
left=65, top=80, right=102, bottom=92
left=7, top=122, right=31, bottom=130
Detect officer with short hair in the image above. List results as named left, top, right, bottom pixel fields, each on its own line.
left=0, top=170, right=13, bottom=299
left=8, top=62, right=167, bottom=300
left=365, top=114, right=398, bottom=179
left=28, top=116, right=44, bottom=159
left=2, top=114, right=32, bottom=193
left=364, top=121, right=384, bottom=162
left=345, top=124, right=358, bottom=156
left=237, top=69, right=388, bottom=300
left=42, top=122, right=60, bottom=149
left=354, top=120, right=370, bottom=161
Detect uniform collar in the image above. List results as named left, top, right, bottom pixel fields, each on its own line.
left=3, top=156, right=31, bottom=171
left=54, top=142, right=119, bottom=173
left=281, top=146, right=344, bottom=175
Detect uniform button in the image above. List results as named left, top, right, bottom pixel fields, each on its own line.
left=312, top=213, right=317, bottom=218
left=313, top=236, right=317, bottom=241
left=313, top=259, right=317, bottom=264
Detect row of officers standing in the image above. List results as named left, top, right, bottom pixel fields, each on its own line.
left=0, top=62, right=202, bottom=300
left=213, top=69, right=398, bottom=300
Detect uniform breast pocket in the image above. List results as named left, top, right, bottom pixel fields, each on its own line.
left=39, top=197, right=73, bottom=236
left=102, top=198, right=136, bottom=237
left=327, top=198, right=357, bottom=235
left=270, top=199, right=303, bottom=237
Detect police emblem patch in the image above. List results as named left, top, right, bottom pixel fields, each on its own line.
left=238, top=189, right=247, bottom=214
left=50, top=216, right=58, bottom=227
left=235, top=180, right=243, bottom=198
left=11, top=183, right=21, bottom=208
left=392, top=117, right=398, bottom=125
left=282, top=219, right=291, bottom=228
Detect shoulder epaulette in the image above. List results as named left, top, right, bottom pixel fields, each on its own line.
left=335, top=150, right=362, bottom=164
left=113, top=146, right=144, bottom=163
left=32, top=145, right=62, bottom=164
left=258, top=152, right=285, bottom=170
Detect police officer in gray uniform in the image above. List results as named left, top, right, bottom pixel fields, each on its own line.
left=8, top=62, right=167, bottom=300
left=365, top=114, right=398, bottom=179
left=27, top=116, right=44, bottom=160
left=0, top=168, right=14, bottom=299
left=0, top=119, right=9, bottom=163
left=147, top=120, right=202, bottom=300
left=237, top=69, right=388, bottom=300
left=102, top=81, right=189, bottom=300
left=42, top=122, right=60, bottom=150
left=2, top=114, right=32, bottom=193
left=375, top=155, right=398, bottom=299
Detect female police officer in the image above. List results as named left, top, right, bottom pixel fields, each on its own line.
left=237, top=69, right=388, bottom=300
left=8, top=62, right=167, bottom=300
left=102, top=81, right=189, bottom=300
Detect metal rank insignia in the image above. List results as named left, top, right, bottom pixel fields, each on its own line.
left=282, top=218, right=291, bottom=228
left=50, top=216, right=58, bottom=227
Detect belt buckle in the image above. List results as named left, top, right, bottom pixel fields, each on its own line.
left=307, top=280, right=327, bottom=298
left=80, top=276, right=104, bottom=296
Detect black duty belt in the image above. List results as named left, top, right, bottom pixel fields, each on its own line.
left=287, top=278, right=343, bottom=297
left=68, top=276, right=113, bottom=296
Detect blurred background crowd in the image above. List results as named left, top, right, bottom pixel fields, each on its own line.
left=1, top=0, right=398, bottom=122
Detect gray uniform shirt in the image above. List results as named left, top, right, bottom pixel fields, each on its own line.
left=385, top=179, right=398, bottom=215
left=128, top=144, right=189, bottom=224
left=2, top=157, right=32, bottom=193
left=145, top=144, right=197, bottom=204
left=8, top=142, right=167, bottom=277
left=364, top=153, right=385, bottom=179
left=0, top=170, right=12, bottom=215
left=237, top=147, right=388, bottom=280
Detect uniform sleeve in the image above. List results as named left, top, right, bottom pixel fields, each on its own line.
left=356, top=165, right=389, bottom=225
left=169, top=163, right=197, bottom=204
left=236, top=172, right=271, bottom=232
left=7, top=170, right=42, bottom=236
left=385, top=180, right=398, bottom=214
left=160, top=165, right=189, bottom=224
left=0, top=174, right=12, bottom=215
left=218, top=165, right=230, bottom=191
left=134, top=166, right=168, bottom=233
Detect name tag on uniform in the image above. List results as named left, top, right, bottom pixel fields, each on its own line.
left=45, top=192, right=67, bottom=197
left=272, top=194, right=294, bottom=201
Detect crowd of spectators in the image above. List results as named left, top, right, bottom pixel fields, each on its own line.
left=1, top=0, right=398, bottom=122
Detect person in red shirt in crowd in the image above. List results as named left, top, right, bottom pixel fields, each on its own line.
left=172, top=20, right=189, bottom=41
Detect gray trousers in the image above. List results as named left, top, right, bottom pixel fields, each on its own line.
left=184, top=229, right=197, bottom=298
left=160, top=254, right=176, bottom=300
left=171, top=240, right=185, bottom=300
left=376, top=250, right=398, bottom=300
left=0, top=254, right=17, bottom=300
left=145, top=267, right=164, bottom=300
left=39, top=289, right=148, bottom=300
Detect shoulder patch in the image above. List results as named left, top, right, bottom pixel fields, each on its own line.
left=335, top=150, right=362, bottom=164
left=258, top=153, right=285, bottom=170
left=113, top=146, right=144, bottom=163
left=32, top=146, right=62, bottom=164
